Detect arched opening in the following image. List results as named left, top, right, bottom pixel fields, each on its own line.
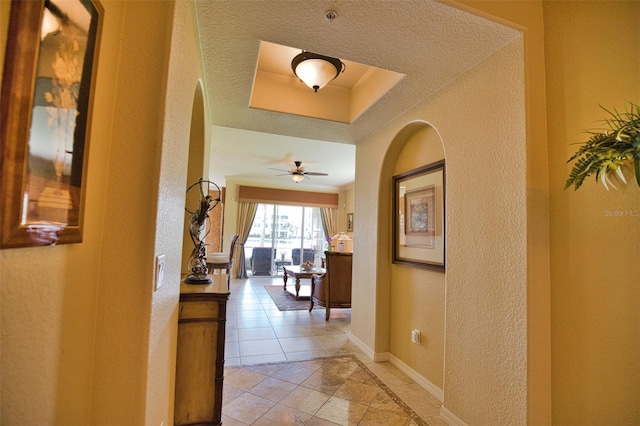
left=376, top=121, right=447, bottom=398
left=181, top=81, right=207, bottom=274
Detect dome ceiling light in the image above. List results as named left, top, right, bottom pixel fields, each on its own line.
left=291, top=51, right=345, bottom=92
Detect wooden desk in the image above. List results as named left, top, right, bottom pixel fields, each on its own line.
left=174, top=275, right=230, bottom=426
left=282, top=265, right=325, bottom=300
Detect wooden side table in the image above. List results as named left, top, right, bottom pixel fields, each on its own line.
left=174, top=275, right=230, bottom=426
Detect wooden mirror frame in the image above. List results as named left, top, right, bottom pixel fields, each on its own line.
left=1, top=0, right=103, bottom=248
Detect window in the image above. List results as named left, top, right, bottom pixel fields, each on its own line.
left=245, top=204, right=327, bottom=276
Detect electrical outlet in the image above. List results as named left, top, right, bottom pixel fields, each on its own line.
left=155, top=254, right=166, bottom=291
left=411, top=329, right=421, bottom=344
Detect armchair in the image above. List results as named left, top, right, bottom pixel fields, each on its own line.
left=292, top=248, right=315, bottom=265
left=310, top=251, right=352, bottom=320
left=251, top=247, right=274, bottom=276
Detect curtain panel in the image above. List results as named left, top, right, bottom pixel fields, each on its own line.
left=320, top=207, right=338, bottom=245
left=233, top=202, right=258, bottom=278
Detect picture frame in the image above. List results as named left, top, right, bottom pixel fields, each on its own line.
left=346, top=212, right=353, bottom=232
left=1, top=0, right=103, bottom=248
left=393, top=160, right=445, bottom=270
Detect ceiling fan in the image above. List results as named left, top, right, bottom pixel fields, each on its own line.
left=270, top=161, right=328, bottom=183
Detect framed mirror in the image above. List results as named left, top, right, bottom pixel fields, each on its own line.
left=393, top=160, right=445, bottom=270
left=1, top=0, right=103, bottom=248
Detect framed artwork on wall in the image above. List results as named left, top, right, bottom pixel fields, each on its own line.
left=1, top=0, right=103, bottom=248
left=347, top=212, right=353, bottom=232
left=393, top=160, right=445, bottom=270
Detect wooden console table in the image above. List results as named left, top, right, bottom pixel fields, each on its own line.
left=282, top=265, right=325, bottom=300
left=174, top=275, right=229, bottom=426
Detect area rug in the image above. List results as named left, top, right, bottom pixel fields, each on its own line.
left=264, top=285, right=310, bottom=311
left=225, top=354, right=429, bottom=426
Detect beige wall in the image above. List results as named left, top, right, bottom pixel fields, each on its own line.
left=1, top=1, right=205, bottom=424
left=451, top=2, right=551, bottom=423
left=354, top=1, right=639, bottom=424
left=544, top=2, right=640, bottom=424
left=147, top=1, right=208, bottom=424
left=354, top=34, right=528, bottom=424
left=1, top=1, right=123, bottom=422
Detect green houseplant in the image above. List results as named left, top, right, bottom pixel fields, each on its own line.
left=565, top=102, right=640, bottom=191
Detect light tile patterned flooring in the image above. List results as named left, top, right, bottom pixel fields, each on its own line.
left=223, top=277, right=445, bottom=425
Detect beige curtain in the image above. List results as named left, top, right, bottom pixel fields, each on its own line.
left=233, top=202, right=258, bottom=278
left=320, top=207, right=338, bottom=246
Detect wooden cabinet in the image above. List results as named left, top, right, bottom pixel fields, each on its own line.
left=174, top=276, right=229, bottom=426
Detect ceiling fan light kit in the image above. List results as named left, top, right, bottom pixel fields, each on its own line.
left=270, top=161, right=329, bottom=183
left=291, top=51, right=345, bottom=92
left=291, top=173, right=305, bottom=183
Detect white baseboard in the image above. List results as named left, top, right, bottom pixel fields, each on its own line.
left=348, top=335, right=463, bottom=425
left=347, top=333, right=374, bottom=359
left=348, top=334, right=390, bottom=362
left=440, top=405, right=467, bottom=426
left=388, top=354, right=444, bottom=402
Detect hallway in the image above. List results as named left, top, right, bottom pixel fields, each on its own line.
left=222, top=277, right=444, bottom=425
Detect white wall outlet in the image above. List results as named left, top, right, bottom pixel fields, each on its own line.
left=155, top=254, right=166, bottom=291
left=411, top=329, right=421, bottom=344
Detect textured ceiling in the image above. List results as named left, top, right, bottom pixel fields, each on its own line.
left=196, top=0, right=520, bottom=189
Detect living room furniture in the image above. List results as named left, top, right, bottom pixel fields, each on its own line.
left=174, top=275, right=229, bottom=426
left=310, top=251, right=352, bottom=320
left=251, top=247, right=274, bottom=276
left=206, top=234, right=239, bottom=288
left=282, top=265, right=325, bottom=300
left=292, top=248, right=315, bottom=265
left=274, top=259, right=292, bottom=274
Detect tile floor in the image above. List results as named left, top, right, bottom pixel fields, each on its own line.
left=222, top=277, right=445, bottom=425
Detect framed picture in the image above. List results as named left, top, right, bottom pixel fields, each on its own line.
left=393, top=160, right=445, bottom=270
left=347, top=213, right=353, bottom=232
left=1, top=0, right=103, bottom=248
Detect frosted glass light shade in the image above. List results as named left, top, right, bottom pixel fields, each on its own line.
left=295, top=59, right=338, bottom=91
left=292, top=51, right=344, bottom=92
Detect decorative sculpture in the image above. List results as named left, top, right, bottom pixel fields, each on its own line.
left=184, top=178, right=220, bottom=284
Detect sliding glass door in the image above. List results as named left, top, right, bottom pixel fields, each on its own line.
left=245, top=204, right=326, bottom=276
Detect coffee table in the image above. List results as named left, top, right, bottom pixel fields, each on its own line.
left=282, top=265, right=325, bottom=300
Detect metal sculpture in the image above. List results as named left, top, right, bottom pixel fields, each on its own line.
left=184, top=178, right=220, bottom=284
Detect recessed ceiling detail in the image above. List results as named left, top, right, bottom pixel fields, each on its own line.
left=249, top=41, right=406, bottom=124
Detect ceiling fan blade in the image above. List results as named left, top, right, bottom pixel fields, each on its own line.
left=274, top=173, right=290, bottom=177
left=304, top=172, right=328, bottom=176
left=269, top=167, right=291, bottom=173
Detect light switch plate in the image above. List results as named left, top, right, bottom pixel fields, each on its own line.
left=155, top=254, right=166, bottom=291
left=411, top=329, right=421, bottom=344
